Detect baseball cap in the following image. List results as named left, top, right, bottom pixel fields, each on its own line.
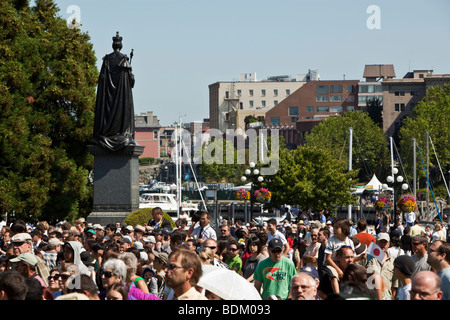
left=377, top=232, right=390, bottom=242
left=153, top=251, right=169, bottom=265
left=11, top=233, right=32, bottom=243
left=268, top=238, right=283, bottom=251
left=93, top=224, right=104, bottom=231
left=10, top=252, right=38, bottom=267
left=143, top=235, right=156, bottom=244
left=48, top=238, right=64, bottom=246
left=299, top=266, right=319, bottom=282
left=133, top=241, right=144, bottom=251
left=134, top=225, right=145, bottom=233
left=120, top=236, right=132, bottom=244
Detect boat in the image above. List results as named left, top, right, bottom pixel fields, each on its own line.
left=139, top=193, right=199, bottom=213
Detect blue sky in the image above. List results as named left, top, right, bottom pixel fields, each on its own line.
left=46, top=0, right=450, bottom=126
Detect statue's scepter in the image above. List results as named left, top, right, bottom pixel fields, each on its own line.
left=130, top=49, right=134, bottom=64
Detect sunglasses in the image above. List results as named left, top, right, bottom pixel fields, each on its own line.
left=167, top=264, right=184, bottom=271
left=102, top=270, right=114, bottom=278
left=48, top=275, right=62, bottom=281
left=13, top=242, right=25, bottom=246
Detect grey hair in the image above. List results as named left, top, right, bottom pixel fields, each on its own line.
left=103, top=258, right=127, bottom=285
left=291, top=272, right=318, bottom=287
left=119, top=252, right=138, bottom=276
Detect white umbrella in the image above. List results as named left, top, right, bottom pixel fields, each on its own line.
left=198, top=265, right=262, bottom=300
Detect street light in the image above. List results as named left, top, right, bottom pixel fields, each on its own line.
left=241, top=162, right=264, bottom=223
left=384, top=167, right=408, bottom=223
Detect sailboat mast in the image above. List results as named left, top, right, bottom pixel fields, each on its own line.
left=413, top=138, right=417, bottom=200
left=348, top=127, right=353, bottom=220
left=426, top=131, right=429, bottom=217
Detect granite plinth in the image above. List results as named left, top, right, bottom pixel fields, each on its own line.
left=86, top=144, right=144, bottom=225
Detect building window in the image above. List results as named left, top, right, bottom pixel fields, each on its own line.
left=262, top=100, right=266, bottom=107
left=347, top=85, right=354, bottom=93
left=395, top=103, right=400, bottom=111
left=316, top=85, right=329, bottom=95
left=270, top=117, right=280, bottom=126
left=274, top=100, right=278, bottom=106
left=291, top=117, right=298, bottom=122
left=273, top=89, right=278, bottom=96
left=239, top=102, right=243, bottom=110
left=286, top=89, right=291, bottom=95
left=261, top=89, right=266, bottom=96
left=330, top=85, right=342, bottom=93
left=330, top=96, right=342, bottom=102
left=316, top=96, right=329, bottom=102
left=249, top=89, right=253, bottom=96
left=289, top=106, right=298, bottom=116
left=153, top=130, right=158, bottom=139
left=237, top=89, right=242, bottom=96
left=225, top=91, right=229, bottom=99
left=306, top=106, right=314, bottom=112
left=317, top=106, right=329, bottom=112
left=347, top=106, right=355, bottom=111
left=401, top=103, right=405, bottom=111
left=249, top=100, right=254, bottom=107
left=330, top=106, right=343, bottom=113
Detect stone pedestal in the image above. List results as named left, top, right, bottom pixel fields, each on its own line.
left=87, top=144, right=144, bottom=225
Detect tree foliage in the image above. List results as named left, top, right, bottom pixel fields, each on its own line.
left=398, top=84, right=450, bottom=197
left=0, top=0, right=98, bottom=222
left=304, top=111, right=390, bottom=182
left=199, top=138, right=244, bottom=184
left=265, top=146, right=358, bottom=211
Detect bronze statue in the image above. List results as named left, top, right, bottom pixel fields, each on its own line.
left=92, top=32, right=136, bottom=151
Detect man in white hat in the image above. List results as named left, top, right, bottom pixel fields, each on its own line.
left=11, top=233, right=33, bottom=257
left=366, top=232, right=397, bottom=299
left=10, top=252, right=53, bottom=299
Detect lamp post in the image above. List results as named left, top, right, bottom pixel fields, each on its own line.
left=240, top=162, right=264, bottom=223
left=383, top=167, right=408, bottom=224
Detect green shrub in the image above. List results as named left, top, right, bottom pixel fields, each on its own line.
left=124, top=208, right=176, bottom=229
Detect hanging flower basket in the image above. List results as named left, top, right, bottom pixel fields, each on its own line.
left=254, top=188, right=271, bottom=202
left=234, top=188, right=250, bottom=201
left=375, top=196, right=393, bottom=212
left=397, top=194, right=417, bottom=213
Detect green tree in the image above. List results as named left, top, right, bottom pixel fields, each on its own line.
left=398, top=84, right=450, bottom=198
left=199, top=138, right=244, bottom=184
left=266, top=146, right=358, bottom=211
left=365, top=98, right=383, bottom=128
left=0, top=0, right=98, bottom=222
left=304, top=111, right=390, bottom=182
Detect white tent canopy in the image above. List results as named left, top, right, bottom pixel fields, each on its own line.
left=352, top=173, right=393, bottom=194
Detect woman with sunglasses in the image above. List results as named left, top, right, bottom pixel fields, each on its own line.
left=47, top=268, right=63, bottom=299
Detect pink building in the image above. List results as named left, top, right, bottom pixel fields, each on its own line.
left=135, top=112, right=160, bottom=158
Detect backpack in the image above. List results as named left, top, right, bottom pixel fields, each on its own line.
left=152, top=274, right=165, bottom=298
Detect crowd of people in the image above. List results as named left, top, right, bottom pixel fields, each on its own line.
left=0, top=206, right=449, bottom=301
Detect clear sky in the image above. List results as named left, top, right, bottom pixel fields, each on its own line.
left=45, top=0, right=450, bottom=126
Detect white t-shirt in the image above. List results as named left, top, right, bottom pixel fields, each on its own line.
left=267, top=230, right=288, bottom=246
left=406, top=212, right=416, bottom=224
left=324, top=236, right=355, bottom=262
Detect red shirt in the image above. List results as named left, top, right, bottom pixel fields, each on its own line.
left=354, top=232, right=376, bottom=248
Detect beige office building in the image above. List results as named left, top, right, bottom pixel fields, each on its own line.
left=382, top=70, right=450, bottom=137
left=209, top=71, right=318, bottom=132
